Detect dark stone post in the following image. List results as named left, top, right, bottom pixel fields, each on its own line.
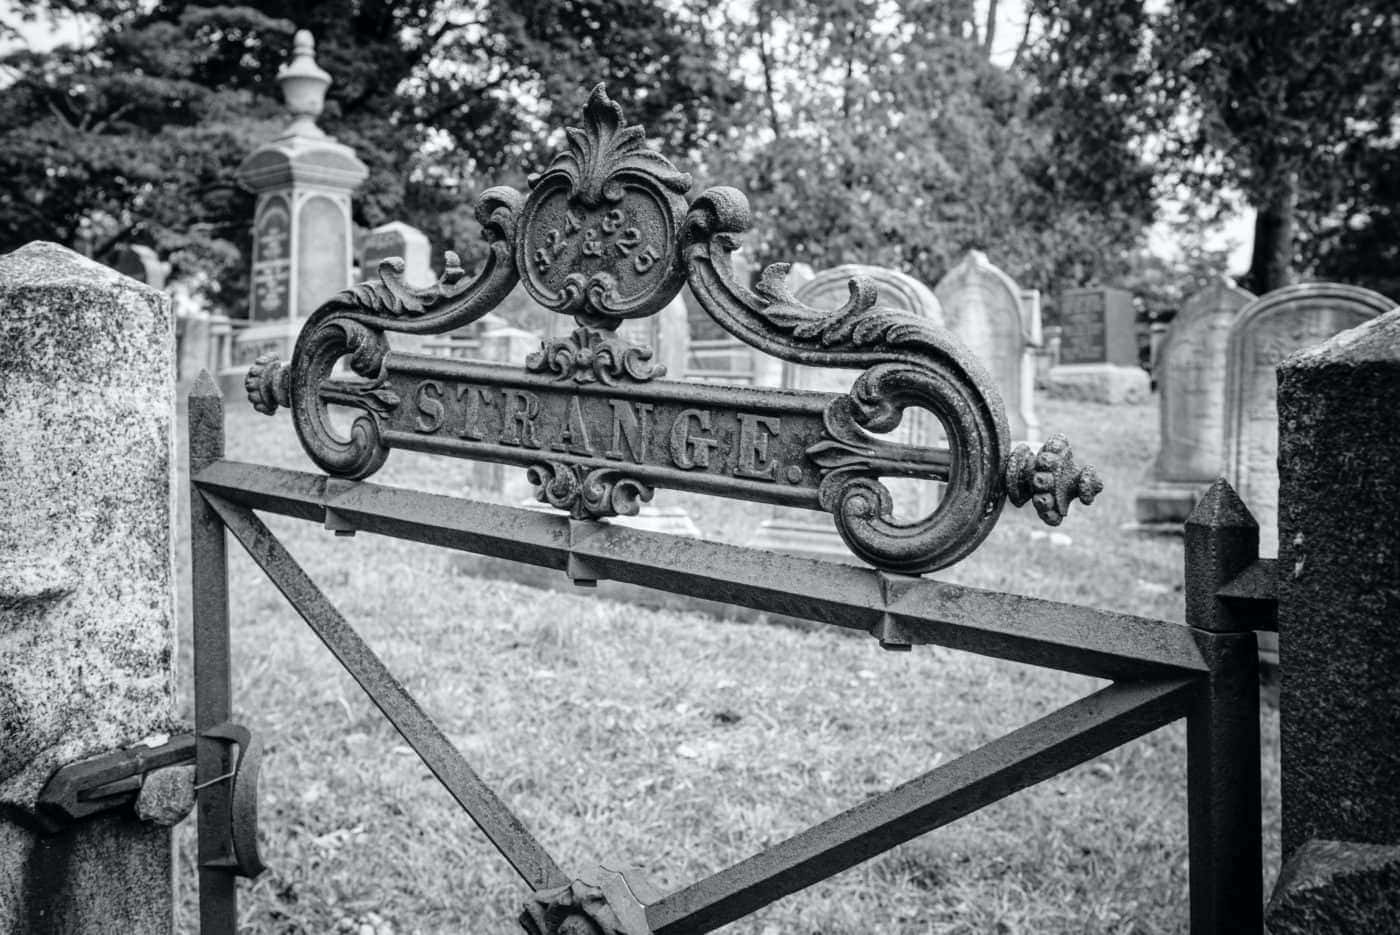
left=1183, top=479, right=1263, bottom=934
left=1266, top=309, right=1400, bottom=931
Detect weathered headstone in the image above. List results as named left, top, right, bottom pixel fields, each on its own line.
left=681, top=253, right=763, bottom=385
left=0, top=242, right=181, bottom=931
left=1044, top=286, right=1149, bottom=404
left=1058, top=286, right=1137, bottom=365
left=933, top=251, right=1038, bottom=443
left=360, top=221, right=432, bottom=287
left=231, top=30, right=367, bottom=383
left=654, top=293, right=689, bottom=384
left=109, top=244, right=170, bottom=289
left=1224, top=283, right=1392, bottom=556
left=1020, top=287, right=1047, bottom=384
left=1267, top=309, right=1400, bottom=933
left=1134, top=277, right=1254, bottom=525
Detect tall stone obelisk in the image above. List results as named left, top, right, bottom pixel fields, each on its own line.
left=230, top=30, right=367, bottom=382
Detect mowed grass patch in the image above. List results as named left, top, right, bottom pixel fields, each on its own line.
left=174, top=391, right=1281, bottom=933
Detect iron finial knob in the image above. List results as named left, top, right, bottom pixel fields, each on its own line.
left=245, top=354, right=289, bottom=415
left=1006, top=433, right=1103, bottom=526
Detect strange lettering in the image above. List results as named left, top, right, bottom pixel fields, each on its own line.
left=407, top=379, right=803, bottom=485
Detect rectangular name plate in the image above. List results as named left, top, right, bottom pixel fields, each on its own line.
left=325, top=352, right=843, bottom=512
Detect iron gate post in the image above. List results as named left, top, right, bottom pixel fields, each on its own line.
left=1183, top=479, right=1263, bottom=934
left=189, top=372, right=237, bottom=934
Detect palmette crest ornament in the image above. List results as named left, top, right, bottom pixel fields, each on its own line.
left=515, top=85, right=693, bottom=329
left=244, top=81, right=1101, bottom=575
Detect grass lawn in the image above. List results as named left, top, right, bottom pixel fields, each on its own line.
left=172, top=388, right=1281, bottom=934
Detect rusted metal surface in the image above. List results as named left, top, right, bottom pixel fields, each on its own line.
left=244, top=84, right=1098, bottom=576
left=202, top=492, right=568, bottom=892
left=646, top=678, right=1195, bottom=934
left=194, top=460, right=1209, bottom=681
left=188, top=371, right=238, bottom=934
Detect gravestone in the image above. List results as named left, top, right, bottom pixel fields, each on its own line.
left=933, top=251, right=1038, bottom=443
left=748, top=264, right=945, bottom=561
left=1058, top=286, right=1136, bottom=365
left=1134, top=277, right=1254, bottom=525
left=360, top=221, right=432, bottom=287
left=686, top=249, right=752, bottom=342
left=109, top=244, right=170, bottom=289
left=231, top=30, right=367, bottom=386
left=1267, top=309, right=1400, bottom=933
left=654, top=293, right=689, bottom=384
left=0, top=242, right=182, bottom=931
left=1045, top=287, right=1148, bottom=404
left=1224, top=283, right=1393, bottom=556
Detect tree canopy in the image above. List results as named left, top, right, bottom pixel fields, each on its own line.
left=3, top=1, right=1396, bottom=314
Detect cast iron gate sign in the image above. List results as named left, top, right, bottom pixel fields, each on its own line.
left=187, top=86, right=1267, bottom=933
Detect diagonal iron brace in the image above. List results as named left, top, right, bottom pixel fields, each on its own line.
left=202, top=491, right=569, bottom=892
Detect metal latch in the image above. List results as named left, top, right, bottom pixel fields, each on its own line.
left=37, top=732, right=197, bottom=832
left=35, top=722, right=265, bottom=879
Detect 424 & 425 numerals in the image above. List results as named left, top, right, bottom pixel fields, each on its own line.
left=533, top=207, right=662, bottom=276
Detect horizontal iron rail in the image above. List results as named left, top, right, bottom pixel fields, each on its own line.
left=645, top=677, right=1197, bottom=934
left=195, top=461, right=1210, bottom=681
left=202, top=491, right=569, bottom=892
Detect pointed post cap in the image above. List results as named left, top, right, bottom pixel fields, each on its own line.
left=277, top=30, right=332, bottom=140
left=1186, top=477, right=1258, bottom=531
left=190, top=369, right=222, bottom=399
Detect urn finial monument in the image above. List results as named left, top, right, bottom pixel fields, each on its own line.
left=277, top=29, right=331, bottom=140
left=229, top=28, right=368, bottom=387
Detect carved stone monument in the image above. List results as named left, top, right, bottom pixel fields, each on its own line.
left=1134, top=277, right=1254, bottom=525
left=1224, top=283, right=1393, bottom=556
left=1045, top=286, right=1149, bottom=404
left=933, top=250, right=1039, bottom=444
left=231, top=30, right=367, bottom=385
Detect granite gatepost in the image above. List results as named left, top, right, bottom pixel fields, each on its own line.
left=0, top=242, right=181, bottom=932
left=230, top=30, right=368, bottom=389
left=1266, top=308, right=1400, bottom=933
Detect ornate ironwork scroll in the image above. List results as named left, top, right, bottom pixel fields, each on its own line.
left=248, top=82, right=1100, bottom=579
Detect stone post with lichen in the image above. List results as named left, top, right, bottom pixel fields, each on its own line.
left=1266, top=307, right=1400, bottom=931
left=0, top=242, right=188, bottom=932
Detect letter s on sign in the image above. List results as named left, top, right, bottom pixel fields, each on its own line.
left=414, top=380, right=444, bottom=434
